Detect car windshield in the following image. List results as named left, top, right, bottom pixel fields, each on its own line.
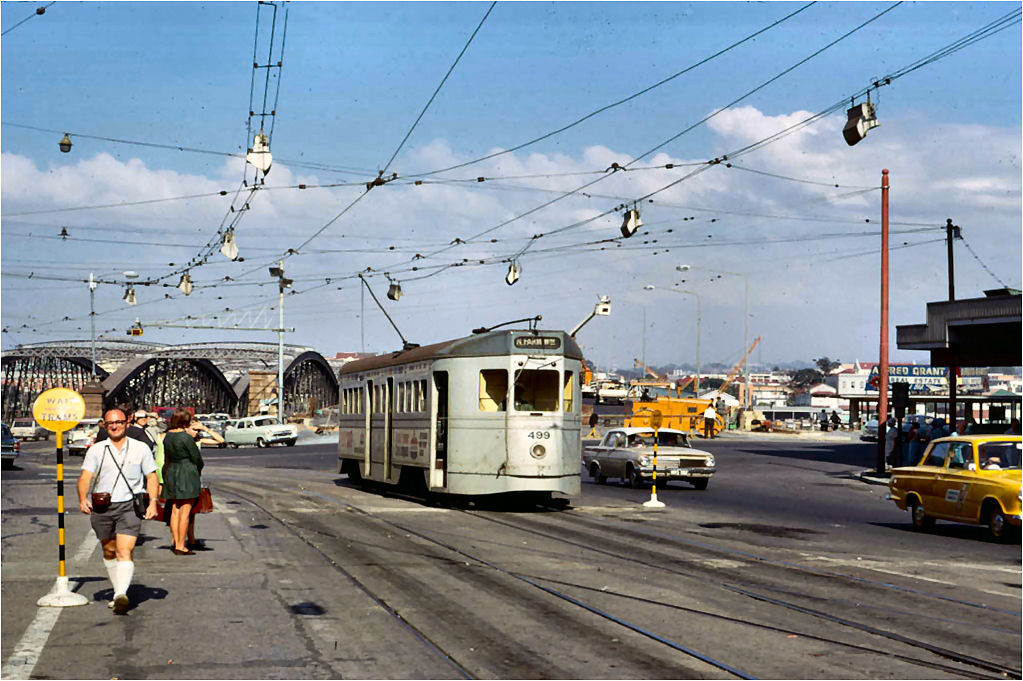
left=977, top=441, right=1022, bottom=470
left=626, top=432, right=688, bottom=447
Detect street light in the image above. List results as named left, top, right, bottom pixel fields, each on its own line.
left=644, top=285, right=701, bottom=395
left=677, top=264, right=750, bottom=409
left=269, top=262, right=292, bottom=424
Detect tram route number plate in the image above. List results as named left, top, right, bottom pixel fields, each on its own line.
left=514, top=336, right=561, bottom=350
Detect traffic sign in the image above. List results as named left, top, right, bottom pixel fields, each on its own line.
left=32, top=388, right=85, bottom=433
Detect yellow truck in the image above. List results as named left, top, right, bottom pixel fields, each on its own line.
left=626, top=396, right=725, bottom=436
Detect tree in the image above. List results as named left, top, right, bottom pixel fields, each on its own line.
left=814, top=356, right=841, bottom=375
left=788, top=368, right=823, bottom=391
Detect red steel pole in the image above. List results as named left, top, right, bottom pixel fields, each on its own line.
left=877, top=169, right=890, bottom=475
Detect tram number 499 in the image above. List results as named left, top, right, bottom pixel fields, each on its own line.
left=527, top=431, right=551, bottom=440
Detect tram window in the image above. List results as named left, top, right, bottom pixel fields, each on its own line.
left=563, top=371, right=576, bottom=413
left=479, top=370, right=508, bottom=412
left=515, top=370, right=559, bottom=412
left=397, top=383, right=405, bottom=413
left=416, top=380, right=426, bottom=412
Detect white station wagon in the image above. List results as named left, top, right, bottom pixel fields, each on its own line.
left=583, top=427, right=717, bottom=490
left=224, top=416, right=298, bottom=448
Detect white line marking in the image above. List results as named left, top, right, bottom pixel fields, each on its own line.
left=1, top=532, right=97, bottom=678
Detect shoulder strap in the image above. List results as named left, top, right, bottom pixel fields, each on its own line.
left=89, top=444, right=109, bottom=494
left=107, top=442, right=139, bottom=495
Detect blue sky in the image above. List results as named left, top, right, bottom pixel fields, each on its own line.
left=2, top=2, right=1021, bottom=371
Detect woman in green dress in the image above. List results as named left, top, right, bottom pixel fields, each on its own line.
left=162, top=410, right=204, bottom=555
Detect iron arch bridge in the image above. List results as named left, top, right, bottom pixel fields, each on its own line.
left=1, top=341, right=339, bottom=421
left=1, top=353, right=107, bottom=423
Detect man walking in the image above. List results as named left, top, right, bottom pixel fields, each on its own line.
left=702, top=403, right=717, bottom=439
left=77, top=408, right=158, bottom=614
left=127, top=409, right=156, bottom=451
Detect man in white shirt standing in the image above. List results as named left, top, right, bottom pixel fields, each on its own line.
left=77, top=408, right=158, bottom=614
left=702, top=404, right=717, bottom=439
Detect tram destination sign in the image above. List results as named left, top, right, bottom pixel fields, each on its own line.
left=514, top=336, right=562, bottom=350
left=866, top=364, right=947, bottom=392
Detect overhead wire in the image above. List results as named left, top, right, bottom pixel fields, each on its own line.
left=959, top=234, right=1011, bottom=288
left=1, top=2, right=55, bottom=37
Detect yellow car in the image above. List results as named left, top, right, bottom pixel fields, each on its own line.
left=888, top=435, right=1021, bottom=541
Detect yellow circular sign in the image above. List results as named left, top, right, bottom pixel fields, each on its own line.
left=650, top=409, right=663, bottom=430
left=32, top=388, right=86, bottom=433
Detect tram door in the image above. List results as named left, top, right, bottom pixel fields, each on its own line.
left=433, top=371, right=448, bottom=487
left=385, top=377, right=394, bottom=480
left=363, top=381, right=373, bottom=477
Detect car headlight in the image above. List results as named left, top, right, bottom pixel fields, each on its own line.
left=706, top=455, right=715, bottom=467
left=639, top=456, right=651, bottom=466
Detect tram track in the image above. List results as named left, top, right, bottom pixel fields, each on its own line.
left=463, top=506, right=1022, bottom=679
left=212, top=472, right=1019, bottom=679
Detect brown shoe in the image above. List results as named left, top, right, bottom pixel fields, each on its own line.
left=172, top=548, right=195, bottom=556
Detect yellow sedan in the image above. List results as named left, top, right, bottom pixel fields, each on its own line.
left=888, top=435, right=1021, bottom=541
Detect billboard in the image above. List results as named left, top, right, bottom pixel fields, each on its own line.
left=865, top=365, right=948, bottom=392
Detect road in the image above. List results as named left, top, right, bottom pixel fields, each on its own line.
left=2, top=434, right=1019, bottom=679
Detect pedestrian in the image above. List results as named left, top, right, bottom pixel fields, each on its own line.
left=884, top=417, right=899, bottom=467
left=162, top=410, right=205, bottom=555
left=1004, top=418, right=1021, bottom=435
left=587, top=411, right=599, bottom=438
left=185, top=417, right=223, bottom=549
left=819, top=409, right=829, bottom=432
left=76, top=408, right=158, bottom=614
left=830, top=410, right=842, bottom=431
left=964, top=415, right=977, bottom=435
left=930, top=417, right=949, bottom=439
left=702, top=403, right=717, bottom=439
left=127, top=409, right=156, bottom=451
left=906, top=421, right=923, bottom=465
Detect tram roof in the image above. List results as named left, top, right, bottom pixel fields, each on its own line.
left=340, top=329, right=584, bottom=375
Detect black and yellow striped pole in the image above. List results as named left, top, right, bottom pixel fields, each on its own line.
left=33, top=388, right=89, bottom=607
left=643, top=410, right=666, bottom=508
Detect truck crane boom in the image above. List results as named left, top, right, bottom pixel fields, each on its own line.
left=717, top=336, right=762, bottom=397
left=633, top=358, right=665, bottom=381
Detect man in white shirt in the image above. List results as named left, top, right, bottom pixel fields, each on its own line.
left=703, top=404, right=717, bottom=439
left=77, top=408, right=158, bottom=614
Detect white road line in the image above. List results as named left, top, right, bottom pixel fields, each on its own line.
left=1, top=532, right=97, bottom=678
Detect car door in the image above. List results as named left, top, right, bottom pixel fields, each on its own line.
left=912, top=441, right=950, bottom=510
left=932, top=441, right=976, bottom=521
left=604, top=431, right=630, bottom=478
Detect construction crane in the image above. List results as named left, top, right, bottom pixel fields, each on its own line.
left=717, top=336, right=762, bottom=398
left=633, top=358, right=666, bottom=381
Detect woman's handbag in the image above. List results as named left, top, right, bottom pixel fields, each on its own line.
left=194, top=486, right=213, bottom=514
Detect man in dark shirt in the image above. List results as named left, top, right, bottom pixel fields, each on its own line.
left=126, top=410, right=156, bottom=451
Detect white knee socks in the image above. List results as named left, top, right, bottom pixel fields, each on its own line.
left=104, top=558, right=118, bottom=591
left=113, top=560, right=135, bottom=597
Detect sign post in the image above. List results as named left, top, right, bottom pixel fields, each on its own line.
left=32, top=388, right=89, bottom=607
left=642, top=410, right=666, bottom=509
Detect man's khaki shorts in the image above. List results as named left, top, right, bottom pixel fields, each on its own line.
left=90, top=501, right=141, bottom=541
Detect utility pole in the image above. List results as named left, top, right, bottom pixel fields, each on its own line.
left=876, top=169, right=890, bottom=476
left=277, top=260, right=285, bottom=425
left=946, top=218, right=960, bottom=425
left=89, top=273, right=97, bottom=377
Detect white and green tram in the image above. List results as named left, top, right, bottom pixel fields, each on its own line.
left=338, top=329, right=583, bottom=500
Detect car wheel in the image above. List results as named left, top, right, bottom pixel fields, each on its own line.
left=984, top=504, right=1010, bottom=543
left=691, top=479, right=709, bottom=490
left=229, top=442, right=239, bottom=449
left=626, top=465, right=642, bottom=488
left=256, top=437, right=266, bottom=448
left=909, top=498, right=934, bottom=531
left=285, top=439, right=296, bottom=447
left=589, top=463, right=606, bottom=484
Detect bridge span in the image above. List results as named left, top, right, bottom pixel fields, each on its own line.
left=1, top=340, right=339, bottom=422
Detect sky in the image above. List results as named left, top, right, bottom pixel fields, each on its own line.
left=2, top=1, right=1021, bottom=373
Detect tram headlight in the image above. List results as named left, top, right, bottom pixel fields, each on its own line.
left=530, top=444, right=547, bottom=459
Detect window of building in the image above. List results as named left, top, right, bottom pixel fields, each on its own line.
left=479, top=370, right=508, bottom=412
left=515, top=370, right=559, bottom=411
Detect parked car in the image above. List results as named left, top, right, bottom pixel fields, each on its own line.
left=11, top=418, right=49, bottom=441
left=887, top=435, right=1022, bottom=542
left=583, top=427, right=716, bottom=490
left=861, top=419, right=879, bottom=441
left=224, top=416, right=298, bottom=448
left=66, top=419, right=102, bottom=455
left=2, top=423, right=19, bottom=469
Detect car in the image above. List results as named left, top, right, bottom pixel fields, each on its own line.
left=66, top=418, right=102, bottom=455
left=224, top=416, right=298, bottom=448
left=583, top=426, right=716, bottom=490
left=195, top=413, right=230, bottom=446
left=2, top=423, right=20, bottom=469
left=10, top=418, right=49, bottom=441
left=861, top=419, right=879, bottom=441
left=887, top=435, right=1022, bottom=542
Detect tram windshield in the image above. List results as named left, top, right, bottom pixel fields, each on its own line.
left=515, top=370, right=560, bottom=411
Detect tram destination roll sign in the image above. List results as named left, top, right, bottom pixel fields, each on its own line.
left=514, top=336, right=562, bottom=350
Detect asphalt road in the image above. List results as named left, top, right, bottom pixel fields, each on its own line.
left=3, top=434, right=1019, bottom=679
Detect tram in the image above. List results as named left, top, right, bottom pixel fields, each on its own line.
left=337, top=328, right=583, bottom=500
